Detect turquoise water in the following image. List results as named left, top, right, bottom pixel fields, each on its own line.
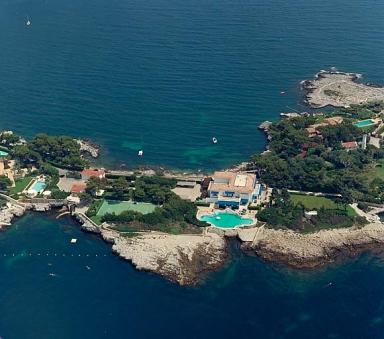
left=2, top=214, right=384, bottom=338
left=0, top=0, right=383, bottom=170
left=354, top=119, right=375, bottom=127
left=31, top=181, right=46, bottom=192
left=200, top=212, right=253, bottom=228
left=1, top=0, right=384, bottom=336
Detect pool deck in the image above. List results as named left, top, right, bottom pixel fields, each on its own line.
left=196, top=205, right=257, bottom=229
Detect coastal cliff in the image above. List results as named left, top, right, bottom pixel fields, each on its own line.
left=101, top=228, right=227, bottom=285
left=239, top=223, right=384, bottom=268
left=0, top=202, right=26, bottom=228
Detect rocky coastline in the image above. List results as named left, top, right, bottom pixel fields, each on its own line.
left=237, top=223, right=384, bottom=269
left=301, top=70, right=384, bottom=108
left=74, top=212, right=227, bottom=285
left=0, top=202, right=26, bottom=228
left=3, top=69, right=384, bottom=285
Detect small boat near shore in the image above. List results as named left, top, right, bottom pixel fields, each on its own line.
left=138, top=150, right=143, bottom=156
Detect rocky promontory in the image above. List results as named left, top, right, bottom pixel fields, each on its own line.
left=101, top=228, right=227, bottom=285
left=239, top=223, right=384, bottom=268
left=302, top=70, right=384, bottom=108
left=0, top=201, right=26, bottom=228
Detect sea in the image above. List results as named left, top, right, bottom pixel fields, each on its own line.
left=0, top=0, right=384, bottom=337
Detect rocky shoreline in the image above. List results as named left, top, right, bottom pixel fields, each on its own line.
left=73, top=208, right=384, bottom=284
left=238, top=223, right=384, bottom=269
left=74, top=213, right=227, bottom=285
left=301, top=70, right=384, bottom=108
left=0, top=202, right=26, bottom=228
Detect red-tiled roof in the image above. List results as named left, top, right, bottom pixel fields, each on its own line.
left=341, top=141, right=358, bottom=149
left=71, top=182, right=87, bottom=193
left=81, top=169, right=105, bottom=177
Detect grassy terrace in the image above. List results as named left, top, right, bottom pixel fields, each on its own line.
left=97, top=200, right=156, bottom=216
left=9, top=176, right=33, bottom=196
left=290, top=194, right=357, bottom=217
left=365, top=160, right=384, bottom=182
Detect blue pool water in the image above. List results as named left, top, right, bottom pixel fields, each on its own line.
left=200, top=212, right=254, bottom=228
left=354, top=119, right=375, bottom=127
left=31, top=181, right=46, bottom=192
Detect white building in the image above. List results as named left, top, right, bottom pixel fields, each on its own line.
left=207, top=171, right=261, bottom=208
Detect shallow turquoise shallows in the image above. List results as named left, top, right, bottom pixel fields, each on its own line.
left=200, top=212, right=253, bottom=228
left=354, top=119, right=375, bottom=127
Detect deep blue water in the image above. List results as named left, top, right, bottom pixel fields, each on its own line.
left=1, top=0, right=384, bottom=337
left=2, top=214, right=384, bottom=339
left=0, top=0, right=383, bottom=169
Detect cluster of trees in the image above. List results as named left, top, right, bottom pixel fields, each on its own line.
left=101, top=196, right=206, bottom=233
left=320, top=123, right=362, bottom=148
left=12, top=134, right=87, bottom=170
left=85, top=175, right=177, bottom=204
left=257, top=189, right=366, bottom=232
left=0, top=132, right=21, bottom=148
left=133, top=176, right=176, bottom=204
left=267, top=118, right=315, bottom=158
left=0, top=176, right=11, bottom=191
left=250, top=113, right=384, bottom=203
left=84, top=174, right=204, bottom=233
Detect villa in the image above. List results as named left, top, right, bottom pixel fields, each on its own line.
left=81, top=168, right=105, bottom=181
left=306, top=116, right=344, bottom=137
left=341, top=141, right=359, bottom=150
left=206, top=171, right=261, bottom=208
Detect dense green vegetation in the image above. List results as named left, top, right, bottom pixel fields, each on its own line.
left=258, top=189, right=366, bottom=232
left=0, top=176, right=11, bottom=191
left=250, top=109, right=384, bottom=203
left=290, top=194, right=356, bottom=216
left=85, top=175, right=205, bottom=234
left=12, top=134, right=87, bottom=170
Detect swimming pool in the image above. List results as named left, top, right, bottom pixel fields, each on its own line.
left=0, top=150, right=8, bottom=157
left=30, top=181, right=46, bottom=193
left=354, top=119, right=375, bottom=128
left=199, top=212, right=254, bottom=229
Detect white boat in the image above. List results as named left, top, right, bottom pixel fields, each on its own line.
left=70, top=238, right=77, bottom=244
left=212, top=137, right=218, bottom=144
left=26, top=19, right=31, bottom=26
left=138, top=150, right=143, bottom=156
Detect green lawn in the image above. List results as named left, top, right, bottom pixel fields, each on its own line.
left=290, top=194, right=357, bottom=216
left=90, top=215, right=103, bottom=225
left=9, top=176, right=33, bottom=195
left=366, top=160, right=384, bottom=182
left=96, top=200, right=156, bottom=216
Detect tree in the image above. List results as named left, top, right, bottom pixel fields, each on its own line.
left=0, top=176, right=11, bottom=191
left=112, top=177, right=129, bottom=199
left=86, top=177, right=106, bottom=196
